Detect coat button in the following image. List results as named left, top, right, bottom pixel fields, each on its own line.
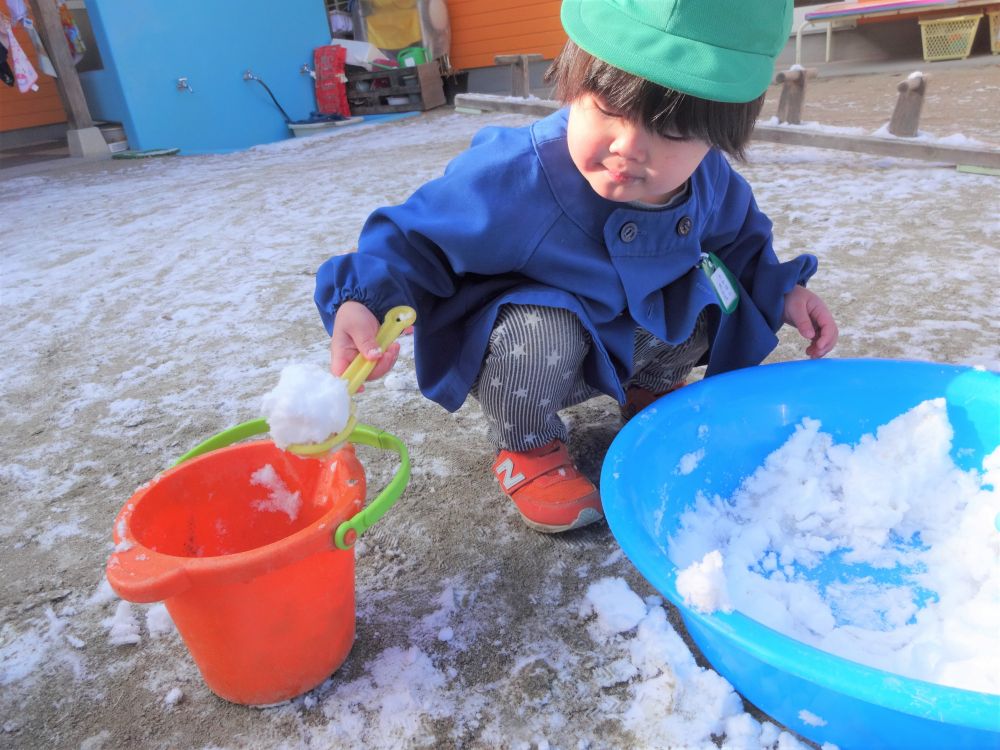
left=619, top=222, right=638, bottom=243
left=676, top=216, right=693, bottom=236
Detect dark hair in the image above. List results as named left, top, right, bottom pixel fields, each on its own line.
left=544, top=40, right=764, bottom=160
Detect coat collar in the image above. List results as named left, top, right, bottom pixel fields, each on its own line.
left=531, top=108, right=617, bottom=242
left=530, top=108, right=719, bottom=242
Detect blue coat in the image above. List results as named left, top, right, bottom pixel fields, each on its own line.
left=315, top=108, right=816, bottom=412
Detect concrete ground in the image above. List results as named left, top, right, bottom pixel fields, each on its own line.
left=1, top=62, right=997, bottom=749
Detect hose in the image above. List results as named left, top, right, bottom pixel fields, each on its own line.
left=243, top=70, right=293, bottom=124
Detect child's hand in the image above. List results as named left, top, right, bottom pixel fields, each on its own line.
left=329, top=301, right=401, bottom=390
left=781, top=285, right=838, bottom=359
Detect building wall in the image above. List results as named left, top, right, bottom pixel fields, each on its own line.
left=80, top=0, right=331, bottom=154
left=448, top=0, right=565, bottom=71
left=0, top=21, right=67, bottom=134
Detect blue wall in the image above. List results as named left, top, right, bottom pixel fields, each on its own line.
left=81, top=0, right=331, bottom=154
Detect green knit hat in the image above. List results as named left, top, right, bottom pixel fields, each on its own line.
left=560, top=0, right=793, bottom=103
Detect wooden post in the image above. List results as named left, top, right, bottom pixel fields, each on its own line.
left=494, top=53, right=543, bottom=98
left=453, top=92, right=1000, bottom=171
left=888, top=72, right=928, bottom=138
left=26, top=0, right=109, bottom=158
left=774, top=66, right=816, bottom=125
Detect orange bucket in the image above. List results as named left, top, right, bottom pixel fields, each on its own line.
left=106, top=421, right=409, bottom=706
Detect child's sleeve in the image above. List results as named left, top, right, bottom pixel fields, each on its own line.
left=314, top=126, right=552, bottom=334
left=703, top=164, right=817, bottom=333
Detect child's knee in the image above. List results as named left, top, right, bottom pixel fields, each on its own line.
left=490, top=303, right=591, bottom=361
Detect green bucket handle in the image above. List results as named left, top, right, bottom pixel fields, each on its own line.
left=172, top=419, right=409, bottom=551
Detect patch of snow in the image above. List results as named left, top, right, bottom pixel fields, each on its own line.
left=669, top=398, right=999, bottom=693
left=103, top=601, right=141, bottom=646
left=250, top=464, right=302, bottom=521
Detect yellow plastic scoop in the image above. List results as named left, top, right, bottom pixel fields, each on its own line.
left=289, top=305, right=416, bottom=456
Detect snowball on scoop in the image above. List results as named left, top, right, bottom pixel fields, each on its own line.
left=261, top=363, right=351, bottom=449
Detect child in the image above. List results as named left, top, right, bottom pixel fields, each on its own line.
left=315, top=0, right=838, bottom=534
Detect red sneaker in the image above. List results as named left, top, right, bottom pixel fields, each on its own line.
left=619, top=382, right=686, bottom=421
left=491, top=439, right=603, bottom=533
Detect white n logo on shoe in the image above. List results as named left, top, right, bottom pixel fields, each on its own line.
left=494, top=458, right=525, bottom=490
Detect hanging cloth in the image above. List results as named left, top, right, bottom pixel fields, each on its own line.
left=4, top=1, right=54, bottom=77
left=57, top=0, right=84, bottom=64
left=4, top=0, right=25, bottom=24
left=0, top=39, right=15, bottom=86
left=364, top=0, right=421, bottom=52
left=22, top=16, right=54, bottom=76
left=0, top=11, right=38, bottom=92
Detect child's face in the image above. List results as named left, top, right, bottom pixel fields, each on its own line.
left=566, top=93, right=710, bottom=205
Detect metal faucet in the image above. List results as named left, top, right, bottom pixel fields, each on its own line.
left=176, top=77, right=194, bottom=93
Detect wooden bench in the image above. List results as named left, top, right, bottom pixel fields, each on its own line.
left=794, top=0, right=998, bottom=63
left=494, top=53, right=544, bottom=98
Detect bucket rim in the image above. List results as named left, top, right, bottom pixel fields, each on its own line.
left=106, top=441, right=365, bottom=602
left=114, top=440, right=361, bottom=559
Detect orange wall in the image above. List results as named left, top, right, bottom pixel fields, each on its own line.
left=0, top=21, right=67, bottom=132
left=448, top=0, right=566, bottom=70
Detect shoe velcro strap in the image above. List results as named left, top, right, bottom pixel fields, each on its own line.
left=495, top=442, right=574, bottom=488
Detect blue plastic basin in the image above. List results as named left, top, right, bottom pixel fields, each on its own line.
left=601, top=359, right=1000, bottom=750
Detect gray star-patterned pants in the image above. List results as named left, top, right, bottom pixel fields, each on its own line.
left=470, top=303, right=709, bottom=452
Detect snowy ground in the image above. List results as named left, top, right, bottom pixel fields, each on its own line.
left=1, top=65, right=998, bottom=750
